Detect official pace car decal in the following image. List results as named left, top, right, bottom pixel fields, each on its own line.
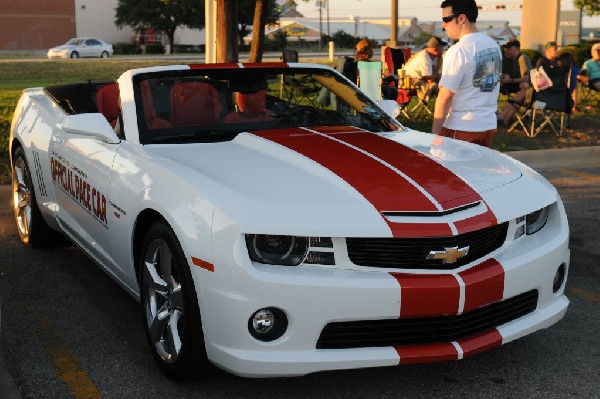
left=50, top=153, right=108, bottom=227
left=251, top=127, right=498, bottom=238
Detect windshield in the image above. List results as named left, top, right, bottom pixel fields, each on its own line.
left=66, top=38, right=85, bottom=45
left=133, top=67, right=401, bottom=145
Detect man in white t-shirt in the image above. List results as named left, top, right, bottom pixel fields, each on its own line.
left=432, top=0, right=502, bottom=147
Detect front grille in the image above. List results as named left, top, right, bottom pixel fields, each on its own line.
left=317, top=290, right=538, bottom=349
left=346, top=222, right=508, bottom=270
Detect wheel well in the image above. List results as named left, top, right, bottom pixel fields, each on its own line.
left=10, top=139, right=22, bottom=162
left=133, top=209, right=165, bottom=281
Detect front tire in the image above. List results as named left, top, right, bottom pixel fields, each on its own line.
left=70, top=51, right=79, bottom=59
left=12, top=147, right=54, bottom=246
left=100, top=51, right=109, bottom=59
left=139, top=220, right=211, bottom=380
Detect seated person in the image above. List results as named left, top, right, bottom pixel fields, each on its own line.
left=578, top=43, right=600, bottom=92
left=354, top=38, right=374, bottom=64
left=353, top=39, right=374, bottom=87
left=497, top=40, right=532, bottom=124
left=534, top=41, right=570, bottom=87
left=557, top=52, right=579, bottom=112
left=402, top=36, right=445, bottom=99
left=536, top=41, right=559, bottom=70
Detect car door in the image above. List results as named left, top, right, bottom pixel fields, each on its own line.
left=49, top=116, right=121, bottom=268
left=82, top=39, right=99, bottom=57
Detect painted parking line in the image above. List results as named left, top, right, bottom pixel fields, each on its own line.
left=559, top=170, right=600, bottom=180
left=567, top=287, right=600, bottom=303
left=33, top=307, right=102, bottom=399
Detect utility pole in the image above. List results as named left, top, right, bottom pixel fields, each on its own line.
left=319, top=1, right=323, bottom=50
left=326, top=0, right=330, bottom=37
left=389, top=0, right=398, bottom=48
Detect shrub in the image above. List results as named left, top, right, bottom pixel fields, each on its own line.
left=112, top=43, right=138, bottom=55
left=145, top=43, right=165, bottom=54
left=521, top=48, right=542, bottom=66
left=331, top=30, right=355, bottom=49
left=172, top=44, right=203, bottom=54
left=559, top=44, right=592, bottom=68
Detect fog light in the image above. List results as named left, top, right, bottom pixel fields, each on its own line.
left=248, top=308, right=288, bottom=341
left=553, top=264, right=566, bottom=293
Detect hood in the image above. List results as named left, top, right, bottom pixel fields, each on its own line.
left=146, top=127, right=522, bottom=236
left=52, top=45, right=77, bottom=51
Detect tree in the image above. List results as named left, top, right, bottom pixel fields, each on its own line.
left=115, top=0, right=204, bottom=54
left=331, top=30, right=355, bottom=49
left=217, top=0, right=239, bottom=63
left=573, top=0, right=600, bottom=16
left=239, top=0, right=280, bottom=48
left=247, top=0, right=310, bottom=61
left=413, top=31, right=433, bottom=47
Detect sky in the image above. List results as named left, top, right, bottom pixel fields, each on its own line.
left=295, top=0, right=600, bottom=28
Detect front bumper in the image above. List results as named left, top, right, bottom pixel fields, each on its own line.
left=194, top=204, right=570, bottom=377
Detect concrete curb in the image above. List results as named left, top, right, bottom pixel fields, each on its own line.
left=506, top=146, right=600, bottom=170
left=0, top=145, right=598, bottom=398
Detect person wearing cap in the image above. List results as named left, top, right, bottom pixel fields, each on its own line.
left=497, top=40, right=532, bottom=124
left=536, top=41, right=559, bottom=70
left=578, top=43, right=600, bottom=92
left=354, top=39, right=373, bottom=62
left=403, top=36, right=446, bottom=84
left=433, top=0, right=502, bottom=148
left=402, top=36, right=446, bottom=101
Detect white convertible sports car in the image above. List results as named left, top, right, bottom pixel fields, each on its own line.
left=10, top=63, right=569, bottom=380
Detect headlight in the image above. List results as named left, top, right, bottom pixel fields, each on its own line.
left=246, top=234, right=309, bottom=266
left=526, top=206, right=550, bottom=235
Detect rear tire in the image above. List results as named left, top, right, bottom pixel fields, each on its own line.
left=12, top=147, right=55, bottom=246
left=139, top=220, right=212, bottom=380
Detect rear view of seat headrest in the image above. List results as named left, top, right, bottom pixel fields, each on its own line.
left=170, top=82, right=222, bottom=126
left=96, top=82, right=120, bottom=127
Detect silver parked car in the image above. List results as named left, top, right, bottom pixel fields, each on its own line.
left=47, top=37, right=114, bottom=59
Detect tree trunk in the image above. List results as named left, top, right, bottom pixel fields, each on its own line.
left=248, top=0, right=268, bottom=63
left=167, top=27, right=176, bottom=55
left=216, top=0, right=239, bottom=63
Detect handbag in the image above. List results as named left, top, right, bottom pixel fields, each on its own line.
left=530, top=66, right=553, bottom=91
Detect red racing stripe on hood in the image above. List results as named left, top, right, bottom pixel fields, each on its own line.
left=314, top=127, right=499, bottom=233
left=390, top=273, right=460, bottom=317
left=314, top=127, right=479, bottom=208
left=251, top=128, right=453, bottom=237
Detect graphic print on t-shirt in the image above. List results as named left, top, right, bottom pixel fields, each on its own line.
left=472, top=48, right=502, bottom=92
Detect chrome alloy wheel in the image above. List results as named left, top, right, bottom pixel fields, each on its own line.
left=12, top=154, right=32, bottom=238
left=142, top=238, right=185, bottom=363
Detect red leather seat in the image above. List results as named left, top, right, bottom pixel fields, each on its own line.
left=96, top=83, right=120, bottom=127
left=224, top=90, right=272, bottom=123
left=140, top=81, right=172, bottom=129
left=170, top=82, right=221, bottom=126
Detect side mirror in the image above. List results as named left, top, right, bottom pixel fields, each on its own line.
left=377, top=99, right=400, bottom=119
left=60, top=114, right=120, bottom=144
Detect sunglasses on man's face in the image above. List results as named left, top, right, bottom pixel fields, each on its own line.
left=442, top=14, right=459, bottom=23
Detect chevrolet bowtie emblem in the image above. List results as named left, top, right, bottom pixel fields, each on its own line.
left=427, top=246, right=470, bottom=264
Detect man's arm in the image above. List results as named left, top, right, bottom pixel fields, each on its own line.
left=432, top=86, right=454, bottom=135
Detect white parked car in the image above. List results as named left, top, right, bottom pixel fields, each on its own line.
left=9, top=63, right=569, bottom=380
left=47, top=37, right=113, bottom=59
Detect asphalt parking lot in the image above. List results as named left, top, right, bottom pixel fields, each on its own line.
left=0, top=148, right=599, bottom=399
